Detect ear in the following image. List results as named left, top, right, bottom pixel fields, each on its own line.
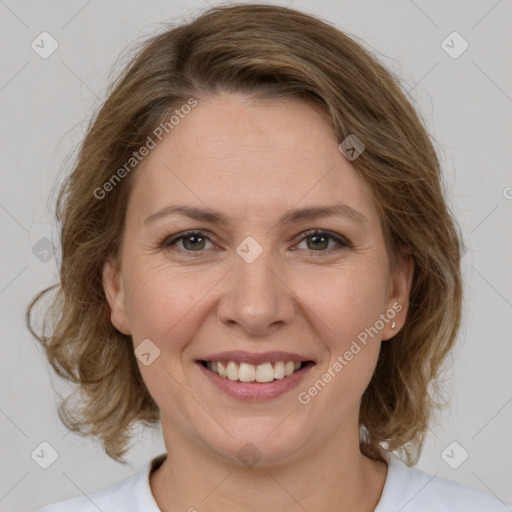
left=381, top=248, right=415, bottom=341
left=102, top=257, right=131, bottom=335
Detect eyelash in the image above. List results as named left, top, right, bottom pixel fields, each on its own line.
left=160, top=229, right=352, bottom=256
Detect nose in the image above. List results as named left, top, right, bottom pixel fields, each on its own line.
left=216, top=247, right=296, bottom=337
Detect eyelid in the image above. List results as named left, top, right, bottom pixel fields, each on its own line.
left=294, top=229, right=352, bottom=250
left=161, top=228, right=352, bottom=254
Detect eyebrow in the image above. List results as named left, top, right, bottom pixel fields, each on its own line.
left=144, top=202, right=368, bottom=228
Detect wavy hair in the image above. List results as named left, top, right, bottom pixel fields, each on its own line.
left=26, top=3, right=463, bottom=465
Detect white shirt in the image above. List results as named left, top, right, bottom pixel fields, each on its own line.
left=35, top=451, right=509, bottom=511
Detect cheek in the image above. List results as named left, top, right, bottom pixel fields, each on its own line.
left=122, top=258, right=223, bottom=344
left=297, top=264, right=386, bottom=384
left=302, top=262, right=387, bottom=336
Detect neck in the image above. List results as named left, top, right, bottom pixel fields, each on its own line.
left=150, top=424, right=388, bottom=512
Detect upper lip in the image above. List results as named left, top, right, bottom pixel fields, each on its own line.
left=197, top=351, right=315, bottom=365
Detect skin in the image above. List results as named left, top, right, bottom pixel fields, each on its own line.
left=103, top=93, right=414, bottom=512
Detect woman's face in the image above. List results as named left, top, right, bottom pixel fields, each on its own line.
left=103, top=93, right=413, bottom=466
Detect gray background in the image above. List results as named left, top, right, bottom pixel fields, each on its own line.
left=1, top=0, right=511, bottom=511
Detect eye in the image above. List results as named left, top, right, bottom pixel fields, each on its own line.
left=160, top=229, right=351, bottom=256
left=294, top=229, right=351, bottom=254
left=162, top=230, right=215, bottom=253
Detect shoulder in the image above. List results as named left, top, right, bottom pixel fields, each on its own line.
left=34, top=473, right=138, bottom=512
left=376, top=452, right=510, bottom=512
left=34, top=454, right=165, bottom=512
left=424, top=473, right=509, bottom=511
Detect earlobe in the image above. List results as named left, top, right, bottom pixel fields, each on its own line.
left=382, top=250, right=415, bottom=340
left=102, top=258, right=131, bottom=335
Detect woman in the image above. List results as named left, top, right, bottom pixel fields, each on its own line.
left=28, top=4, right=508, bottom=511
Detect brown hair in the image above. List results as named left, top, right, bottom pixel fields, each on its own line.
left=26, top=3, right=463, bottom=466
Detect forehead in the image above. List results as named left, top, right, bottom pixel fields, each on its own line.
left=127, top=94, right=380, bottom=228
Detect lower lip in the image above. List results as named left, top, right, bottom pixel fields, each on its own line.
left=196, top=362, right=315, bottom=400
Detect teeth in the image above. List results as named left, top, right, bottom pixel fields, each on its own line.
left=238, top=362, right=256, bottom=382
left=256, top=362, right=274, bottom=383
left=217, top=361, right=227, bottom=377
left=274, top=361, right=285, bottom=379
left=226, top=361, right=238, bottom=381
left=205, top=360, right=305, bottom=382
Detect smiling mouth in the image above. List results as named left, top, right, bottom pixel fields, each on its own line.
left=198, top=360, right=315, bottom=383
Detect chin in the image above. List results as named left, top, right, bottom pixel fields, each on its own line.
left=202, top=418, right=311, bottom=468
